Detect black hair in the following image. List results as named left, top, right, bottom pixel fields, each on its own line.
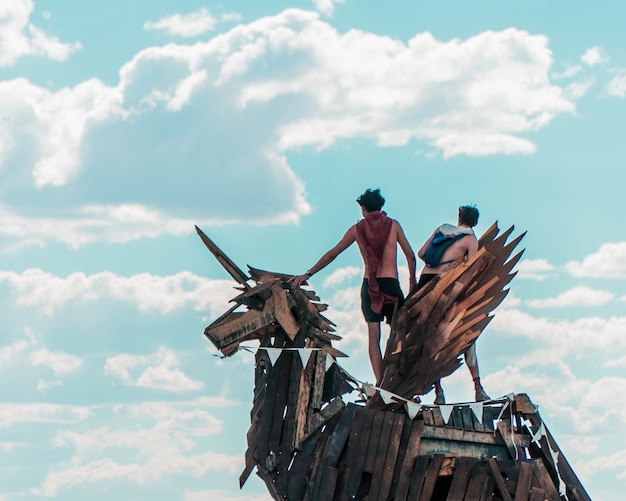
left=356, top=188, right=385, bottom=212
left=458, top=205, right=479, bottom=227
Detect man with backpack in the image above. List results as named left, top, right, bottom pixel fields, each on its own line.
left=416, top=205, right=490, bottom=405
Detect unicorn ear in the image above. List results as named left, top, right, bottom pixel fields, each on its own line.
left=195, top=226, right=250, bottom=287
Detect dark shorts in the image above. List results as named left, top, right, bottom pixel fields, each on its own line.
left=416, top=273, right=437, bottom=291
left=361, top=278, right=404, bottom=324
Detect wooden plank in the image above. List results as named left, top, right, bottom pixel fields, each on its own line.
left=378, top=413, right=406, bottom=501
left=531, top=458, right=561, bottom=500
left=407, top=455, right=431, bottom=500
left=341, top=408, right=365, bottom=500
left=529, top=487, right=547, bottom=501
left=364, top=411, right=385, bottom=473
left=317, top=466, right=339, bottom=501
left=420, top=453, right=446, bottom=500
left=345, top=408, right=375, bottom=498
left=459, top=405, right=475, bottom=432
left=294, top=353, right=315, bottom=447
left=310, top=351, right=327, bottom=412
left=452, top=406, right=464, bottom=429
left=195, top=225, right=250, bottom=285
left=205, top=300, right=275, bottom=349
left=463, top=469, right=493, bottom=501
left=369, top=410, right=395, bottom=500
left=423, top=407, right=435, bottom=426
left=287, top=426, right=324, bottom=501
left=514, top=461, right=533, bottom=501
left=421, top=425, right=529, bottom=447
left=446, top=457, right=475, bottom=501
left=483, top=406, right=495, bottom=433
left=487, top=457, right=513, bottom=501
left=268, top=351, right=292, bottom=455
left=303, top=397, right=345, bottom=442
left=311, top=405, right=356, bottom=500
left=497, top=420, right=520, bottom=460
left=389, top=413, right=415, bottom=499
left=304, top=412, right=342, bottom=501
left=433, top=406, right=445, bottom=427
left=394, top=420, right=425, bottom=501
left=271, top=283, right=300, bottom=340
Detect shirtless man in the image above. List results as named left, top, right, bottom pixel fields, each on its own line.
left=290, top=189, right=417, bottom=384
left=417, top=205, right=490, bottom=405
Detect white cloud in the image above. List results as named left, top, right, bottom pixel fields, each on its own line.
left=580, top=46, right=606, bottom=67
left=551, top=64, right=582, bottom=80
left=0, top=268, right=235, bottom=315
left=30, top=348, right=82, bottom=376
left=0, top=339, right=28, bottom=365
left=516, top=258, right=555, bottom=280
left=565, top=242, right=626, bottom=278
left=186, top=491, right=272, bottom=501
left=35, top=399, right=239, bottom=496
left=492, top=308, right=626, bottom=353
left=105, top=348, right=204, bottom=392
left=603, top=355, right=626, bottom=368
left=0, top=403, right=92, bottom=427
left=526, top=285, right=614, bottom=309
left=312, top=0, right=346, bottom=16
left=322, top=266, right=361, bottom=287
left=144, top=8, right=218, bottom=37
left=0, top=10, right=574, bottom=248
left=564, top=78, right=594, bottom=100
left=0, top=0, right=80, bottom=67
left=36, top=452, right=240, bottom=496
left=607, top=73, right=626, bottom=98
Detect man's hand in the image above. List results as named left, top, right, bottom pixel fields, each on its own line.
left=288, top=274, right=310, bottom=289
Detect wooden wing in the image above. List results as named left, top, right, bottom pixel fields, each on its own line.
left=375, top=222, right=525, bottom=403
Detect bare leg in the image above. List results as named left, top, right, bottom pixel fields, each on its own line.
left=367, top=322, right=383, bottom=384
left=464, top=344, right=490, bottom=401
left=464, top=344, right=480, bottom=379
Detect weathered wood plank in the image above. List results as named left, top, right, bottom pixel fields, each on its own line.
left=487, top=457, right=513, bottom=501
left=378, top=413, right=406, bottom=500
left=514, top=461, right=533, bottom=501
left=369, top=410, right=395, bottom=500
left=531, top=458, right=561, bottom=500
left=463, top=469, right=493, bottom=501
left=345, top=408, right=375, bottom=499
left=317, top=466, right=339, bottom=501
left=446, top=457, right=475, bottom=501
left=364, top=411, right=385, bottom=473
left=407, top=455, right=431, bottom=500
left=395, top=419, right=425, bottom=500
left=420, top=454, right=446, bottom=500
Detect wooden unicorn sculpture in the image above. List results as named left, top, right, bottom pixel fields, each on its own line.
left=196, top=224, right=590, bottom=501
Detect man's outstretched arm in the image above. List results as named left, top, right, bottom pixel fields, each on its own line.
left=289, top=226, right=357, bottom=288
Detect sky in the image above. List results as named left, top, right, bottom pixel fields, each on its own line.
left=0, top=0, right=625, bottom=499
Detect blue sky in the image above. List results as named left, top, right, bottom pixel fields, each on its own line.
left=1, top=0, right=625, bottom=499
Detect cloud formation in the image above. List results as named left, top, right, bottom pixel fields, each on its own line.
left=312, top=0, right=346, bottom=16
left=565, top=242, right=626, bottom=278
left=0, top=0, right=80, bottom=67
left=143, top=8, right=240, bottom=37
left=580, top=46, right=606, bottom=67
left=526, top=285, right=614, bottom=308
left=0, top=269, right=234, bottom=316
left=515, top=258, right=555, bottom=280
left=0, top=10, right=574, bottom=248
left=607, top=72, right=626, bottom=98
left=104, top=347, right=204, bottom=392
